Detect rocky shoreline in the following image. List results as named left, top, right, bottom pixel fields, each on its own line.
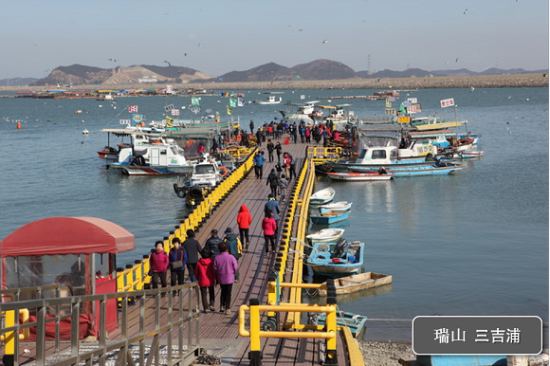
left=0, top=73, right=547, bottom=92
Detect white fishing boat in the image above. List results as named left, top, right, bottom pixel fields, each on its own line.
left=279, top=100, right=319, bottom=124
left=317, top=201, right=353, bottom=214
left=254, top=95, right=283, bottom=105
left=306, top=228, right=345, bottom=243
left=109, top=143, right=193, bottom=176
left=173, top=157, right=226, bottom=205
left=310, top=187, right=336, bottom=204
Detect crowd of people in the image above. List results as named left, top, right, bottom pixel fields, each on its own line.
left=150, top=118, right=344, bottom=315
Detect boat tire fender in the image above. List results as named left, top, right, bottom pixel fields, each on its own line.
left=219, top=166, right=229, bottom=177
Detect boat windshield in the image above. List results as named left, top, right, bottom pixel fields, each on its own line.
left=358, top=148, right=368, bottom=159
left=195, top=165, right=216, bottom=174
left=371, top=150, right=386, bottom=159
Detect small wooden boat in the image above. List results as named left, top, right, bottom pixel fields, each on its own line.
left=307, top=239, right=363, bottom=277
left=306, top=228, right=345, bottom=243
left=310, top=187, right=336, bottom=204
left=310, top=210, right=350, bottom=225
left=318, top=272, right=392, bottom=296
left=317, top=201, right=352, bottom=214
left=326, top=172, right=393, bottom=181
left=316, top=311, right=367, bottom=339
left=461, top=150, right=484, bottom=159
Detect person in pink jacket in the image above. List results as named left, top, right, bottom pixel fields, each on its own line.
left=149, top=241, right=169, bottom=292
left=237, top=205, right=252, bottom=249
left=195, top=248, right=216, bottom=313
left=213, top=242, right=238, bottom=315
left=262, top=211, right=277, bottom=253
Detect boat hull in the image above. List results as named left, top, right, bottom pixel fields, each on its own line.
left=349, top=164, right=462, bottom=176
left=110, top=164, right=193, bottom=176
left=317, top=202, right=353, bottom=214
left=317, top=311, right=367, bottom=339
left=326, top=172, right=393, bottom=181
left=310, top=210, right=350, bottom=225
left=310, top=187, right=336, bottom=204
left=306, top=228, right=345, bottom=243
left=318, top=272, right=392, bottom=296
left=307, top=241, right=363, bottom=277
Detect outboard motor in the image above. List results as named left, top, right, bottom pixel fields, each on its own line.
left=333, top=238, right=348, bottom=258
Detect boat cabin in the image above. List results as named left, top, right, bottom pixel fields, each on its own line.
left=187, top=160, right=221, bottom=187
left=355, top=143, right=436, bottom=165
left=115, top=144, right=187, bottom=167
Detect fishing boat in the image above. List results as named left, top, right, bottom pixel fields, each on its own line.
left=306, top=239, right=363, bottom=277
left=254, top=95, right=283, bottom=105
left=310, top=210, right=350, bottom=225
left=461, top=150, right=484, bottom=159
left=279, top=100, right=319, bottom=124
left=109, top=143, right=193, bottom=176
left=349, top=160, right=462, bottom=177
left=306, top=228, right=345, bottom=243
left=318, top=272, right=392, bottom=296
left=326, top=172, right=393, bottom=182
left=317, top=201, right=353, bottom=214
left=173, top=158, right=226, bottom=206
left=316, top=311, right=368, bottom=339
left=310, top=187, right=336, bottom=204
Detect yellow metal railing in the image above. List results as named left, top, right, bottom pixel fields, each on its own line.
left=115, top=150, right=256, bottom=296
left=307, top=146, right=343, bottom=164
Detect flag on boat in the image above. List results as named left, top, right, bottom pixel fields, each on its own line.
left=229, top=98, right=237, bottom=108
left=166, top=116, right=174, bottom=128
left=215, top=112, right=220, bottom=122
left=128, top=105, right=138, bottom=113
left=227, top=105, right=232, bottom=115
left=132, top=114, right=143, bottom=124
left=166, top=85, right=173, bottom=94
left=389, top=96, right=396, bottom=102
left=440, top=98, right=455, bottom=108
left=385, top=98, right=391, bottom=108
left=171, top=109, right=180, bottom=116
left=191, top=97, right=200, bottom=106
left=164, top=104, right=174, bottom=112
left=237, top=98, right=245, bottom=107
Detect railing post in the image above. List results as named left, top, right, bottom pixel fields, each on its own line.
left=249, top=298, right=262, bottom=366
left=325, top=278, right=338, bottom=365
left=2, top=310, right=15, bottom=366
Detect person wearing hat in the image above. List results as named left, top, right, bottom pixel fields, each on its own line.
left=195, top=248, right=216, bottom=313
left=213, top=242, right=238, bottom=315
left=264, top=193, right=281, bottom=237
left=222, top=227, right=242, bottom=282
left=182, top=229, right=202, bottom=282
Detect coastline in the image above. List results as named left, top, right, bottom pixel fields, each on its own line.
left=0, top=73, right=547, bottom=93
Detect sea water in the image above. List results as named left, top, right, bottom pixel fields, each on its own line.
left=0, top=87, right=547, bottom=343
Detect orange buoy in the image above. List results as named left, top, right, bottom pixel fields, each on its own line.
left=16, top=122, right=21, bottom=129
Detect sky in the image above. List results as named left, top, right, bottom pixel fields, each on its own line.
left=1, top=0, right=548, bottom=79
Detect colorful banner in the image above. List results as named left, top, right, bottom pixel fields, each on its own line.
left=237, top=98, right=245, bottom=107
left=227, top=105, right=232, bottom=115
left=166, top=85, right=173, bottom=94
left=229, top=98, right=237, bottom=108
left=128, top=105, right=138, bottom=113
left=132, top=114, right=143, bottom=124
left=385, top=98, right=391, bottom=108
left=191, top=97, right=200, bottom=106
left=164, top=104, right=174, bottom=112
left=171, top=109, right=180, bottom=116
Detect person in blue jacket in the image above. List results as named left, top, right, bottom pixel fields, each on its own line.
left=264, top=193, right=281, bottom=236
left=253, top=151, right=265, bottom=179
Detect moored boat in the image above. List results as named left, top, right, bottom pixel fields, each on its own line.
left=326, top=172, right=393, bottom=181
left=317, top=201, right=353, bottom=215
left=348, top=160, right=462, bottom=177
left=173, top=158, right=225, bottom=205
left=109, top=143, right=193, bottom=176
left=306, top=239, right=363, bottom=277
left=316, top=311, right=368, bottom=339
left=310, top=210, right=350, bottom=225
left=318, top=272, right=392, bottom=296
left=254, top=95, right=283, bottom=105
left=310, top=187, right=336, bottom=204
left=306, top=228, right=345, bottom=243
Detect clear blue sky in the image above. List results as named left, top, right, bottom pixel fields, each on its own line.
left=2, top=0, right=548, bottom=78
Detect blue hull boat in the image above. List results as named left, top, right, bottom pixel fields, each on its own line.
left=306, top=239, right=363, bottom=277
left=310, top=210, right=351, bottom=225
left=349, top=161, right=462, bottom=177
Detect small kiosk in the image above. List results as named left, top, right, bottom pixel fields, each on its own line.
left=0, top=216, right=135, bottom=339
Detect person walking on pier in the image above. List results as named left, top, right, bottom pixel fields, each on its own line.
left=255, top=128, right=263, bottom=147
left=149, top=241, right=169, bottom=293
left=265, top=194, right=281, bottom=237
left=182, top=229, right=202, bottom=282
left=266, top=139, right=275, bottom=162
left=262, top=211, right=277, bottom=253
left=253, top=151, right=265, bottom=179
left=213, top=242, right=238, bottom=315
left=266, top=168, right=279, bottom=198
left=222, top=227, right=242, bottom=283
left=279, top=174, right=288, bottom=203
left=237, top=205, right=252, bottom=250
left=249, top=119, right=254, bottom=134
left=169, top=238, right=187, bottom=290
left=195, top=248, right=216, bottom=313
left=275, top=141, right=282, bottom=163
left=203, top=229, right=222, bottom=258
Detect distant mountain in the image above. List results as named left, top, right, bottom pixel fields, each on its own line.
left=29, top=64, right=214, bottom=86
left=4, top=61, right=547, bottom=87
left=0, top=78, right=38, bottom=87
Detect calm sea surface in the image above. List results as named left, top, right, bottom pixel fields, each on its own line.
left=1, top=87, right=547, bottom=342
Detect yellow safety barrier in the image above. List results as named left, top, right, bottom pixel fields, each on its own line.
left=1, top=308, right=30, bottom=364
left=307, top=146, right=343, bottom=163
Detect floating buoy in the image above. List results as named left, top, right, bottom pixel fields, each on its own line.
left=17, top=122, right=21, bottom=129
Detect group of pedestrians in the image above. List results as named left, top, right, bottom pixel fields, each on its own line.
left=148, top=228, right=242, bottom=315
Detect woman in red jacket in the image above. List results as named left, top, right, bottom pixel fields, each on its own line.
left=195, top=248, right=216, bottom=312
left=262, top=211, right=277, bottom=254
left=237, top=205, right=252, bottom=250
